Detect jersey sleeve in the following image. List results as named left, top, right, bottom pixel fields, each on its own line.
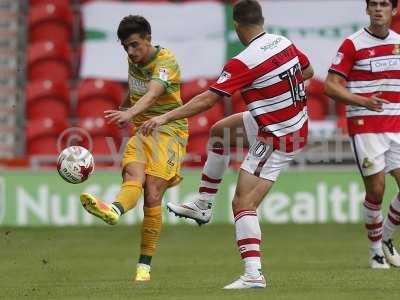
left=328, top=39, right=356, bottom=79
left=293, top=46, right=310, bottom=70
left=151, top=57, right=180, bottom=94
left=209, top=58, right=253, bottom=97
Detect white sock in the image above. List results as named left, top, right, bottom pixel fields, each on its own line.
left=137, top=263, right=151, bottom=270
left=234, top=210, right=262, bottom=277
left=197, top=150, right=229, bottom=207
left=383, top=194, right=400, bottom=241
left=363, top=198, right=383, bottom=255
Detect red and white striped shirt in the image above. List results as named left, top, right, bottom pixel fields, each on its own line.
left=209, top=32, right=310, bottom=152
left=329, top=28, right=400, bottom=135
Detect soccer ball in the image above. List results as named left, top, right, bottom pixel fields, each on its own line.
left=57, top=146, right=94, bottom=184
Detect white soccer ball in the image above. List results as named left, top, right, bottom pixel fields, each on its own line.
left=57, top=146, right=94, bottom=184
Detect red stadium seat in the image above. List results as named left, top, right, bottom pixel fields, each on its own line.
left=306, top=79, right=330, bottom=121
left=77, top=79, right=124, bottom=119
left=78, top=117, right=122, bottom=166
left=181, top=78, right=216, bottom=103
left=28, top=2, right=74, bottom=44
left=27, top=41, right=72, bottom=81
left=184, top=102, right=224, bottom=166
left=29, top=0, right=71, bottom=6
left=188, top=101, right=224, bottom=135
left=306, top=79, right=325, bottom=96
left=185, top=133, right=209, bottom=167
left=26, top=117, right=69, bottom=155
left=307, top=95, right=329, bottom=121
left=26, top=79, right=70, bottom=120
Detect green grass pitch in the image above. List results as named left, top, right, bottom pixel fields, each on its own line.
left=1, top=224, right=400, bottom=300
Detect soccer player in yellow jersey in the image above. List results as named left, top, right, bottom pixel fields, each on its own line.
left=79, top=15, right=188, bottom=282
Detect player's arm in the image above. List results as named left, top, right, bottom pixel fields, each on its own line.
left=140, top=90, right=221, bottom=136
left=115, top=92, right=132, bottom=128
left=302, top=65, right=314, bottom=81
left=325, top=72, right=388, bottom=112
left=105, top=80, right=164, bottom=124
left=294, top=45, right=313, bottom=81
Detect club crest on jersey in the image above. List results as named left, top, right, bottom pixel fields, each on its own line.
left=362, top=157, right=374, bottom=169
left=332, top=52, right=344, bottom=65
left=159, top=68, right=169, bottom=81
left=393, top=44, right=400, bottom=55
left=217, top=71, right=231, bottom=84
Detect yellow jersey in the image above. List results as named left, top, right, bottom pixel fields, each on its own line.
left=128, top=46, right=188, bottom=140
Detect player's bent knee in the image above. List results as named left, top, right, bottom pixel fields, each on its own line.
left=144, top=189, right=163, bottom=207
left=365, top=189, right=385, bottom=203
left=232, top=196, right=257, bottom=214
left=209, top=122, right=225, bottom=138
left=122, top=165, right=145, bottom=184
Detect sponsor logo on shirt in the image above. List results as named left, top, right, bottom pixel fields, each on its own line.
left=260, top=37, right=283, bottom=51
left=370, top=57, right=400, bottom=72
left=129, top=76, right=148, bottom=94
left=332, top=52, right=344, bottom=65
left=216, top=71, right=231, bottom=84
left=159, top=67, right=169, bottom=82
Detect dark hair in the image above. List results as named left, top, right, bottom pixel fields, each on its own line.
left=366, top=0, right=398, bottom=8
left=117, top=15, right=151, bottom=41
left=233, top=0, right=264, bottom=26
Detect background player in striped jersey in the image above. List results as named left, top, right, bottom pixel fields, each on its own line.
left=79, top=15, right=188, bottom=281
left=326, top=0, right=400, bottom=269
left=141, top=0, right=313, bottom=289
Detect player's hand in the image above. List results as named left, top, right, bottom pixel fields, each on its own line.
left=104, top=110, right=132, bottom=125
left=140, top=115, right=168, bottom=136
left=363, top=93, right=390, bottom=112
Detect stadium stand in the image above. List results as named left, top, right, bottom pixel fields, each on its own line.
left=76, top=79, right=124, bottom=119
left=26, top=117, right=70, bottom=155
left=27, top=40, right=73, bottom=82
left=28, top=1, right=74, bottom=44
left=5, top=0, right=397, bottom=167
left=26, top=79, right=70, bottom=120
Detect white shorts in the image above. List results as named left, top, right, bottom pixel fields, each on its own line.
left=350, top=133, right=400, bottom=177
left=241, top=111, right=300, bottom=181
left=243, top=111, right=258, bottom=146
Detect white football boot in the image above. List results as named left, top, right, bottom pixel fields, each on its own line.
left=166, top=199, right=212, bottom=225
left=369, top=253, right=390, bottom=269
left=382, top=239, right=400, bottom=267
left=223, top=273, right=267, bottom=289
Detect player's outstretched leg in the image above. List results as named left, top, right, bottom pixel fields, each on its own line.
left=168, top=113, right=255, bottom=225
left=80, top=179, right=143, bottom=225
left=382, top=193, right=400, bottom=267
left=167, top=149, right=229, bottom=225
left=80, top=193, right=120, bottom=225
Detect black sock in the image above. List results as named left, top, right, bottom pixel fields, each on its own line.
left=139, top=255, right=152, bottom=266
left=111, top=202, right=125, bottom=215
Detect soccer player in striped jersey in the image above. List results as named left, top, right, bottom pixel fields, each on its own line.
left=326, top=0, right=400, bottom=269
left=141, top=0, right=313, bottom=289
left=79, top=15, right=188, bottom=282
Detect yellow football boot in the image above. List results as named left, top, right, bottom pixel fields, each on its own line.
left=134, top=264, right=151, bottom=282
left=80, top=193, right=119, bottom=225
